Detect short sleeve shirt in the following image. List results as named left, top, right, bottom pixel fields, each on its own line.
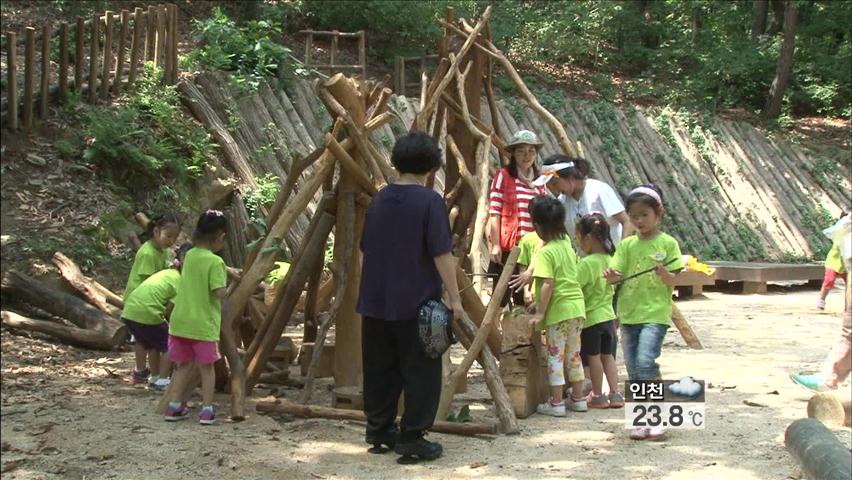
left=610, top=233, right=683, bottom=326
left=517, top=231, right=543, bottom=296
left=357, top=184, right=453, bottom=321
left=169, top=247, right=227, bottom=341
left=122, top=269, right=180, bottom=325
left=532, top=238, right=585, bottom=327
left=560, top=179, right=626, bottom=254
left=125, top=240, right=169, bottom=298
left=575, top=253, right=616, bottom=328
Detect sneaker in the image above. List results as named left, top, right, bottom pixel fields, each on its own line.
left=647, top=426, right=667, bottom=441
left=816, top=298, right=826, bottom=310
left=790, top=373, right=828, bottom=392
left=537, top=400, right=567, bottom=417
left=569, top=396, right=588, bottom=412
left=588, top=394, right=610, bottom=409
left=629, top=427, right=650, bottom=440
left=199, top=407, right=216, bottom=425
left=366, top=429, right=397, bottom=454
left=148, top=379, right=170, bottom=393
left=608, top=392, right=625, bottom=408
left=164, top=402, right=190, bottom=421
left=394, top=436, right=442, bottom=464
left=130, top=368, right=150, bottom=385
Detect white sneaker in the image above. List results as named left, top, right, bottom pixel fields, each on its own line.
left=816, top=299, right=826, bottom=310
left=569, top=396, right=588, bottom=412
left=537, top=401, right=566, bottom=417
left=647, top=426, right=667, bottom=441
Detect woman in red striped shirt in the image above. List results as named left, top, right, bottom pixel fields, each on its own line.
left=487, top=130, right=548, bottom=307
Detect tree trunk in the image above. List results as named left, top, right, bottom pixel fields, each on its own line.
left=52, top=252, right=122, bottom=317
left=766, top=0, right=786, bottom=36
left=751, top=0, right=769, bottom=44
left=762, top=0, right=798, bottom=120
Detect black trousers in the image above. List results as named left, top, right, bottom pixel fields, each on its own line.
left=487, top=250, right=525, bottom=308
left=362, top=316, right=442, bottom=442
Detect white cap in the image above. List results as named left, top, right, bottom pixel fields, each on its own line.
left=532, top=161, right=575, bottom=186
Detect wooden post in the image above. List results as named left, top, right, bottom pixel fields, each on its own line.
left=101, top=11, right=113, bottom=99
left=23, top=27, right=35, bottom=128
left=145, top=5, right=155, bottom=62
left=128, top=7, right=143, bottom=86
left=169, top=3, right=178, bottom=83
left=358, top=30, right=366, bottom=79
left=39, top=24, right=51, bottom=119
left=155, top=4, right=166, bottom=68
left=304, top=32, right=312, bottom=66
left=59, top=22, right=69, bottom=100
left=113, top=10, right=129, bottom=93
left=75, top=17, right=84, bottom=92
left=6, top=32, right=18, bottom=131
left=330, top=31, right=338, bottom=69
left=88, top=13, right=99, bottom=103
left=671, top=303, right=703, bottom=349
left=397, top=56, right=405, bottom=95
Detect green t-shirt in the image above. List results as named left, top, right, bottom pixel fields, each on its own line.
left=825, top=244, right=846, bottom=274
left=576, top=253, right=616, bottom=328
left=125, top=240, right=169, bottom=298
left=169, top=247, right=227, bottom=342
left=122, top=269, right=180, bottom=325
left=533, top=237, right=585, bottom=327
left=610, top=233, right=683, bottom=326
left=517, top=231, right=543, bottom=296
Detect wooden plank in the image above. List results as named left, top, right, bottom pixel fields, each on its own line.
left=709, top=261, right=823, bottom=283
left=145, top=5, right=155, bottom=62
left=74, top=17, right=84, bottom=91
left=100, top=10, right=113, bottom=99
left=23, top=27, right=35, bottom=128
left=59, top=22, right=68, bottom=100
left=169, top=3, right=178, bottom=83
left=39, top=23, right=51, bottom=118
left=330, top=30, right=338, bottom=68
left=6, top=31, right=18, bottom=131
left=88, top=13, right=99, bottom=103
left=128, top=7, right=142, bottom=86
left=304, top=32, right=312, bottom=66
left=358, top=30, right=366, bottom=78
left=299, top=29, right=362, bottom=37
left=155, top=4, right=166, bottom=68
left=113, top=10, right=129, bottom=93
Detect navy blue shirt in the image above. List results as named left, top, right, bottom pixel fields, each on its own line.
left=357, top=184, right=453, bottom=321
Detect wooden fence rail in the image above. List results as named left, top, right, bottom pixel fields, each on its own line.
left=2, top=2, right=180, bottom=131
left=300, top=29, right=366, bottom=79
left=394, top=53, right=439, bottom=96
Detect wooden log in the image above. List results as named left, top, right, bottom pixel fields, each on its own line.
left=6, top=31, right=18, bottom=131
left=672, top=303, right=706, bottom=352
left=257, top=398, right=498, bottom=437
left=128, top=7, right=143, bottom=86
left=157, top=363, right=199, bottom=413
left=74, top=18, right=84, bottom=93
left=1, top=311, right=125, bottom=351
left=155, top=5, right=166, bottom=68
left=301, top=257, right=324, bottom=343
left=326, top=133, right=377, bottom=195
left=113, top=10, right=129, bottom=94
left=497, top=312, right=547, bottom=418
left=52, top=252, right=120, bottom=317
left=177, top=81, right=259, bottom=189
left=88, top=15, right=98, bottom=103
left=245, top=212, right=336, bottom=391
left=469, top=137, right=493, bottom=292
left=446, top=135, right=477, bottom=195
left=455, top=265, right=499, bottom=352
left=145, top=5, right=156, bottom=62
left=358, top=30, right=366, bottom=78
left=807, top=392, right=851, bottom=428
left=219, top=308, right=246, bottom=420
left=101, top=11, right=113, bottom=99
left=784, top=418, right=852, bottom=480
left=416, top=6, right=492, bottom=131
left=24, top=27, right=35, bottom=128
left=39, top=24, right=51, bottom=119
left=59, top=23, right=69, bottom=100
left=169, top=3, right=178, bottom=84
left=436, top=248, right=520, bottom=432
left=301, top=193, right=355, bottom=404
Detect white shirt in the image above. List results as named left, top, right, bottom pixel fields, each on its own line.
left=559, top=178, right=626, bottom=255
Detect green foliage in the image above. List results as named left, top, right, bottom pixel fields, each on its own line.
left=189, top=7, right=292, bottom=90
left=243, top=174, right=281, bottom=220
left=265, top=261, right=292, bottom=285
left=79, top=64, right=215, bottom=187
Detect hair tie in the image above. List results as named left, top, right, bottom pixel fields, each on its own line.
left=628, top=186, right=663, bottom=206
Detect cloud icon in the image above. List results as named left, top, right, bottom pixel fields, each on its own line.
left=669, top=376, right=702, bottom=397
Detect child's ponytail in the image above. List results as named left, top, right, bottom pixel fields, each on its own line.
left=577, top=212, right=616, bottom=255
left=146, top=212, right=180, bottom=238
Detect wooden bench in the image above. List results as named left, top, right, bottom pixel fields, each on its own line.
left=707, top=261, right=824, bottom=293
left=675, top=270, right=717, bottom=298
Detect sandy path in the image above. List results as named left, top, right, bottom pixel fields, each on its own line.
left=2, top=288, right=850, bottom=480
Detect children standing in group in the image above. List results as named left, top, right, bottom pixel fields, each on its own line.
left=164, top=211, right=229, bottom=425
left=125, top=213, right=180, bottom=385
left=604, top=184, right=683, bottom=441
left=575, top=213, right=623, bottom=409
left=527, top=196, right=588, bottom=416
left=121, top=244, right=191, bottom=392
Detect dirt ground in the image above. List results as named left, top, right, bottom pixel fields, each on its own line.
left=2, top=286, right=850, bottom=480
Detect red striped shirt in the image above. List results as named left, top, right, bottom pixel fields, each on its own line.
left=489, top=170, right=547, bottom=241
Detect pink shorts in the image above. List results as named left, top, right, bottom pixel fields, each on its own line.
left=168, top=335, right=220, bottom=365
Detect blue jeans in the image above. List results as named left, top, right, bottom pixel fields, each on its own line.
left=621, top=323, right=668, bottom=380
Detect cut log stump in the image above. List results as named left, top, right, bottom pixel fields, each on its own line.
left=498, top=312, right=548, bottom=418
left=807, top=392, right=851, bottom=427
left=299, top=342, right=335, bottom=378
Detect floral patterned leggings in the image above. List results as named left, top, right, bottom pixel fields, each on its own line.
left=545, top=317, right=585, bottom=386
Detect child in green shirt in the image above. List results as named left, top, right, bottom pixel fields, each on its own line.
left=515, top=230, right=543, bottom=309
left=575, top=213, right=623, bottom=409
left=164, top=211, right=229, bottom=425
left=605, top=184, right=683, bottom=441
left=527, top=196, right=588, bottom=417
left=125, top=213, right=180, bottom=385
